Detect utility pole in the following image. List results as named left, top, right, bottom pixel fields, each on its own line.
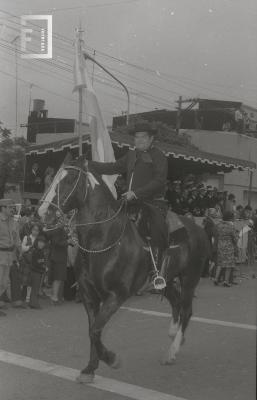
left=28, top=83, right=33, bottom=115
left=78, top=23, right=84, bottom=156
left=11, top=35, right=19, bottom=137
left=91, top=49, right=96, bottom=86
left=176, top=95, right=182, bottom=134
left=248, top=170, right=253, bottom=206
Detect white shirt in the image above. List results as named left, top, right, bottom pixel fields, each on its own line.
left=21, top=234, right=36, bottom=253
left=235, top=109, right=243, bottom=121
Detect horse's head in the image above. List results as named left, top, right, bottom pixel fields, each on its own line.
left=38, top=154, right=91, bottom=229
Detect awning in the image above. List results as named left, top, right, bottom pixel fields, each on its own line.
left=26, top=131, right=256, bottom=172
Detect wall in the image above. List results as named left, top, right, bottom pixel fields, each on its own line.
left=242, top=105, right=257, bottom=131
left=36, top=132, right=76, bottom=145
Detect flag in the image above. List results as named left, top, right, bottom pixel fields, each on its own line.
left=73, top=37, right=117, bottom=198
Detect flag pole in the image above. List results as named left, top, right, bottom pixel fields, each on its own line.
left=83, top=51, right=130, bottom=125
left=78, top=23, right=84, bottom=156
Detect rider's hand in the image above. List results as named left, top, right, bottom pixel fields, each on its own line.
left=123, top=191, right=137, bottom=201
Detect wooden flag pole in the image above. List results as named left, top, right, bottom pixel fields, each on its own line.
left=78, top=23, right=84, bottom=156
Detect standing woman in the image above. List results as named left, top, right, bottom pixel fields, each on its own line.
left=20, top=223, right=40, bottom=302
left=214, top=211, right=238, bottom=287
left=47, top=227, right=68, bottom=304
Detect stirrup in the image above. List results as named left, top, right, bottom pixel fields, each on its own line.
left=153, top=275, right=166, bottom=290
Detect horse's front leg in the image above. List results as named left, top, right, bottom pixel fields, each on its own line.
left=163, top=286, right=194, bottom=365
left=76, top=281, right=100, bottom=383
left=161, top=281, right=181, bottom=365
left=91, top=292, right=125, bottom=369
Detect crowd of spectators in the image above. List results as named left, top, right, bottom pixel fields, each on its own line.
left=165, top=175, right=256, bottom=221
left=166, top=179, right=219, bottom=216
left=202, top=206, right=256, bottom=287
left=0, top=199, right=78, bottom=317
left=1, top=167, right=256, bottom=314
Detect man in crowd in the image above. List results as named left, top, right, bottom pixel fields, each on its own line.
left=235, top=106, right=244, bottom=133
left=0, top=199, right=21, bottom=316
left=167, top=180, right=183, bottom=214
left=26, top=163, right=43, bottom=193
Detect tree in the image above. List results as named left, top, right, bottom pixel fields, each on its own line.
left=0, top=123, right=28, bottom=198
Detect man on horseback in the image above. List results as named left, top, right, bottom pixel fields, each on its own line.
left=89, top=122, right=169, bottom=269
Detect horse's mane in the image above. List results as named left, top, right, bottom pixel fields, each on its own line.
left=74, top=156, right=119, bottom=217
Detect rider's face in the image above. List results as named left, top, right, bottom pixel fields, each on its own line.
left=134, top=131, right=154, bottom=151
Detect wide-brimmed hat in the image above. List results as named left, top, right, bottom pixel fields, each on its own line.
left=0, top=198, right=15, bottom=207
left=129, top=121, right=158, bottom=136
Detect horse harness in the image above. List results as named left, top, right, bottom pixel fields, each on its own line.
left=41, top=165, right=129, bottom=253
left=41, top=164, right=167, bottom=289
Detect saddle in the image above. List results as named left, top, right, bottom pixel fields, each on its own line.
left=128, top=202, right=185, bottom=245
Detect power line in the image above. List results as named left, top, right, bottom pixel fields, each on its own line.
left=2, top=9, right=257, bottom=103
left=3, top=7, right=256, bottom=95
left=1, top=6, right=256, bottom=108
left=0, top=40, right=175, bottom=108
left=28, top=0, right=140, bottom=13
left=0, top=67, right=117, bottom=119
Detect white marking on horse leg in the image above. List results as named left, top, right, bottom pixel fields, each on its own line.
left=168, top=318, right=179, bottom=338
left=167, top=327, right=183, bottom=363
left=161, top=325, right=183, bottom=365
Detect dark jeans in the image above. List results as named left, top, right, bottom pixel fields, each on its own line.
left=29, top=272, right=42, bottom=307
left=10, top=262, right=22, bottom=302
left=138, top=202, right=168, bottom=250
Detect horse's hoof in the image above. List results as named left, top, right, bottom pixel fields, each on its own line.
left=76, top=373, right=95, bottom=384
left=160, top=356, right=176, bottom=366
left=110, top=354, right=122, bottom=369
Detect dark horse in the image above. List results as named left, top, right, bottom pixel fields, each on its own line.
left=38, top=155, right=210, bottom=383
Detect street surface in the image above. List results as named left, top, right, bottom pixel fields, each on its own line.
left=0, top=270, right=256, bottom=400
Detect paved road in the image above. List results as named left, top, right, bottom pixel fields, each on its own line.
left=0, top=274, right=256, bottom=400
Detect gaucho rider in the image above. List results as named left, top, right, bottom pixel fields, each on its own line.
left=88, top=122, right=169, bottom=276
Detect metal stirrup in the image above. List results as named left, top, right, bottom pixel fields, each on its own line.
left=147, top=242, right=166, bottom=290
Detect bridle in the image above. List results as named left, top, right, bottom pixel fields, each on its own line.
left=40, top=165, right=89, bottom=231
left=41, top=164, right=127, bottom=253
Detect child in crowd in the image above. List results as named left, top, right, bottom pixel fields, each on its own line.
left=29, top=235, right=47, bottom=309
left=20, top=223, right=40, bottom=302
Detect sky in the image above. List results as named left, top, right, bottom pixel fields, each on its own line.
left=0, top=0, right=257, bottom=136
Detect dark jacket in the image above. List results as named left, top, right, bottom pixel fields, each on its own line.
left=90, top=147, right=168, bottom=201
left=31, top=248, right=46, bottom=274
left=47, top=228, right=68, bottom=265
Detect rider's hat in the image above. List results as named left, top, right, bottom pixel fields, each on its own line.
left=129, top=121, right=158, bottom=137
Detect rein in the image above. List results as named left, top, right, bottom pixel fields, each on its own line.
left=41, top=164, right=128, bottom=254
